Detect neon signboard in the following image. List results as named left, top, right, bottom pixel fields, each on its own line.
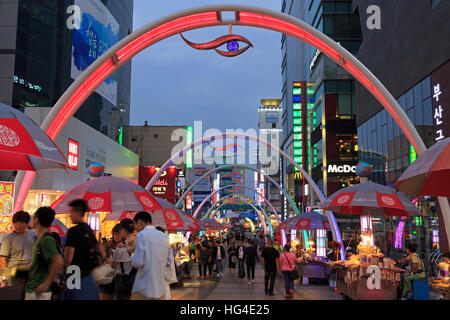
left=292, top=82, right=308, bottom=171
left=68, top=139, right=79, bottom=170
left=431, top=61, right=450, bottom=142
left=186, top=126, right=193, bottom=168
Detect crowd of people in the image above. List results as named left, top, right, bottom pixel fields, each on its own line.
left=2, top=209, right=449, bottom=300
left=0, top=199, right=176, bottom=300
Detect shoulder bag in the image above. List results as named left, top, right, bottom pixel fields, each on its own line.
left=284, top=253, right=299, bottom=280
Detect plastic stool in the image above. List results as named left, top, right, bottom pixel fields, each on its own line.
left=413, top=279, right=429, bottom=300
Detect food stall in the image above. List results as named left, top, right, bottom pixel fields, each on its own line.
left=298, top=246, right=329, bottom=281
left=169, top=233, right=190, bottom=286
left=328, top=232, right=404, bottom=300
left=429, top=262, right=450, bottom=300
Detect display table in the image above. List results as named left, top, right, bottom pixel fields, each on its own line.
left=299, top=261, right=329, bottom=280
left=429, top=279, right=450, bottom=300
left=333, top=265, right=402, bottom=300
left=0, top=285, right=24, bottom=300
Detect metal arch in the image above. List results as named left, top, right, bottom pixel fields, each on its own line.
left=175, top=164, right=300, bottom=219
left=14, top=4, right=445, bottom=254
left=204, top=192, right=273, bottom=235
left=147, top=133, right=340, bottom=255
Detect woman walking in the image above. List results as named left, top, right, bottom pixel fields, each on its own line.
left=279, top=244, right=298, bottom=297
left=98, top=224, right=121, bottom=300
left=244, top=243, right=259, bottom=286
left=227, top=242, right=237, bottom=273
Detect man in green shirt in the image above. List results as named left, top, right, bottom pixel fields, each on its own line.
left=25, top=207, right=64, bottom=300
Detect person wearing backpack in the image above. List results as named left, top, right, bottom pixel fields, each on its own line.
left=279, top=244, right=298, bottom=297
left=25, top=207, right=64, bottom=300
left=62, top=199, right=106, bottom=300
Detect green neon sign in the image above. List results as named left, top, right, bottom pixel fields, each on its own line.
left=186, top=126, right=193, bottom=168
left=118, top=126, right=123, bottom=145
left=410, top=144, right=417, bottom=164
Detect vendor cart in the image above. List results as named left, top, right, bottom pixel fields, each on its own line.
left=334, top=265, right=402, bottom=300
left=299, top=261, right=329, bottom=281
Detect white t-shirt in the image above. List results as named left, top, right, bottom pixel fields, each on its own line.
left=112, top=247, right=133, bottom=275
left=217, top=247, right=222, bottom=260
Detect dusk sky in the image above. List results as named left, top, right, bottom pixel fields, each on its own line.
left=130, top=0, right=282, bottom=132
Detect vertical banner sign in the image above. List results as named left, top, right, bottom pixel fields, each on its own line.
left=68, top=139, right=79, bottom=170
left=186, top=192, right=193, bottom=210
left=186, top=126, right=193, bottom=168
left=0, top=182, right=14, bottom=216
left=71, top=0, right=119, bottom=106
left=293, top=82, right=302, bottom=171
left=431, top=61, right=450, bottom=142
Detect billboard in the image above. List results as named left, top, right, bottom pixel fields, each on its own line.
left=139, top=166, right=177, bottom=204
left=431, top=60, right=450, bottom=142
left=71, top=0, right=119, bottom=106
left=0, top=182, right=14, bottom=216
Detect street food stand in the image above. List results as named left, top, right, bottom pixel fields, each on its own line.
left=429, top=262, right=450, bottom=299
left=328, top=236, right=404, bottom=300
left=169, top=233, right=190, bottom=286
left=0, top=268, right=24, bottom=300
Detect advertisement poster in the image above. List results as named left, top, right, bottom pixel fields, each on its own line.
left=0, top=182, right=14, bottom=217
left=139, top=166, right=177, bottom=204
left=71, top=0, right=119, bottom=106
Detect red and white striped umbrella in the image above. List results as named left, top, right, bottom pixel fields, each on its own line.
left=323, top=182, right=420, bottom=217
left=396, top=137, right=450, bottom=197
left=49, top=219, right=68, bottom=237
left=51, top=175, right=165, bottom=213
left=277, top=212, right=331, bottom=231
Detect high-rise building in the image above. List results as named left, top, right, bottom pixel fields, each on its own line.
left=281, top=0, right=362, bottom=219
left=257, top=99, right=283, bottom=215
left=354, top=0, right=450, bottom=253
left=0, top=0, right=133, bottom=142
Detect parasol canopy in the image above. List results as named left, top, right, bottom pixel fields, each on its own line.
left=396, top=137, right=450, bottom=197
left=277, top=211, right=331, bottom=231
left=51, top=175, right=166, bottom=213
left=0, top=103, right=68, bottom=171
left=323, top=182, right=420, bottom=217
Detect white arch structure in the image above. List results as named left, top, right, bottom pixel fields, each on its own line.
left=202, top=191, right=274, bottom=235
left=175, top=164, right=301, bottom=218
left=12, top=5, right=449, bottom=253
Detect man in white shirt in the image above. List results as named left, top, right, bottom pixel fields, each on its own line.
left=131, top=211, right=170, bottom=300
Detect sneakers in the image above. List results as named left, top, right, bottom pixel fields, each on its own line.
left=289, top=289, right=294, bottom=296
left=248, top=281, right=252, bottom=286
left=284, top=293, right=289, bottom=297
left=251, top=279, right=256, bottom=283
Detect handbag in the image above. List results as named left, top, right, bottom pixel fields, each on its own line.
left=92, top=262, right=115, bottom=285
left=284, top=253, right=299, bottom=280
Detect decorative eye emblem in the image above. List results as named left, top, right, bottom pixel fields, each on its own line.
left=180, top=33, right=253, bottom=57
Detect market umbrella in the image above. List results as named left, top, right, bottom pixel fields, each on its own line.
left=170, top=215, right=202, bottom=232
left=277, top=211, right=331, bottom=231
left=100, top=195, right=194, bottom=231
left=323, top=182, right=420, bottom=217
left=0, top=103, right=69, bottom=171
left=49, top=219, right=68, bottom=237
left=51, top=175, right=166, bottom=213
left=198, top=218, right=225, bottom=231
left=396, top=137, right=450, bottom=197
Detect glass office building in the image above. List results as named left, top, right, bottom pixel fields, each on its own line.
left=8, top=0, right=133, bottom=142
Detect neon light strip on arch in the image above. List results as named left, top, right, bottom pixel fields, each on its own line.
left=14, top=4, right=436, bottom=258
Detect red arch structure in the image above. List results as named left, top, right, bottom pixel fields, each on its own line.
left=13, top=5, right=449, bottom=248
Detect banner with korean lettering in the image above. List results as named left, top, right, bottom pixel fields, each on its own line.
left=71, top=0, right=119, bottom=106
left=0, top=182, right=14, bottom=216
left=431, top=60, right=450, bottom=142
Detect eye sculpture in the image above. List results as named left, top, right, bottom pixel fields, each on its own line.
left=180, top=33, right=253, bottom=57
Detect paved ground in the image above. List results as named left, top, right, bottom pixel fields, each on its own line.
left=171, top=261, right=342, bottom=300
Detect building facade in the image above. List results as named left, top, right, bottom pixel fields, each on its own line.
left=257, top=99, right=283, bottom=214
left=354, top=0, right=450, bottom=253
left=0, top=0, right=133, bottom=142
left=281, top=0, right=362, bottom=219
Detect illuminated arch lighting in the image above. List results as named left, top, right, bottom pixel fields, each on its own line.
left=201, top=190, right=273, bottom=235
left=174, top=164, right=301, bottom=225
left=15, top=5, right=434, bottom=259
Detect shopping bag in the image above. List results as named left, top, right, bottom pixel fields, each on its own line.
left=92, top=263, right=115, bottom=285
